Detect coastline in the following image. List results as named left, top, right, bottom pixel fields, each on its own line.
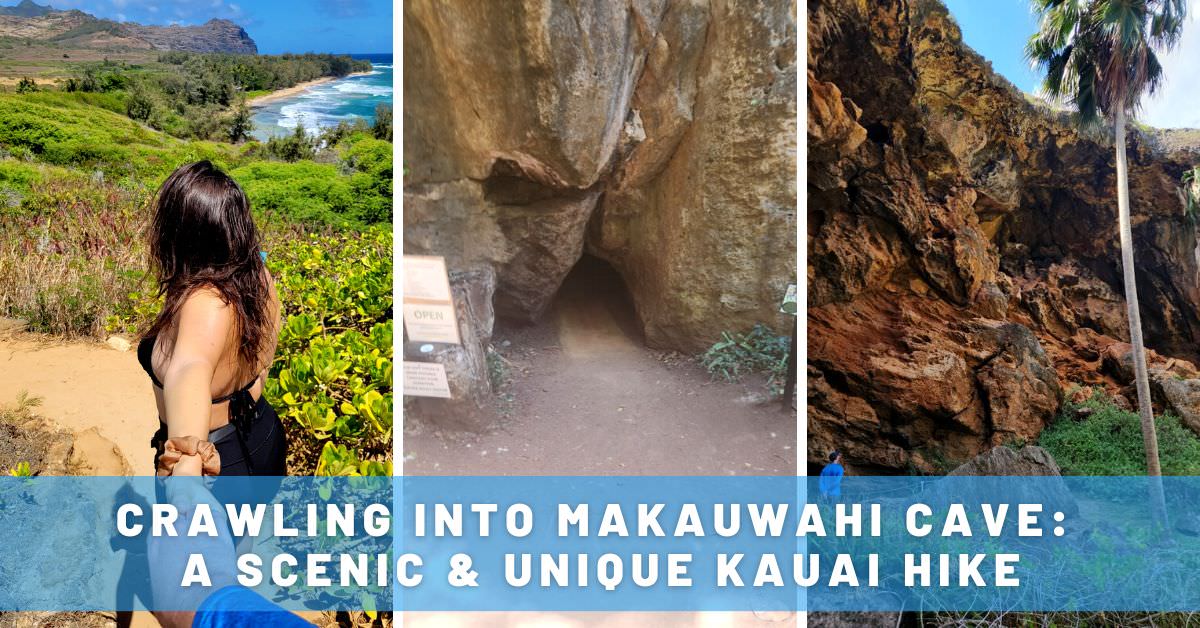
left=247, top=71, right=371, bottom=107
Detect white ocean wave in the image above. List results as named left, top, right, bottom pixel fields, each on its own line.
left=252, top=69, right=392, bottom=139
left=332, top=82, right=393, bottom=96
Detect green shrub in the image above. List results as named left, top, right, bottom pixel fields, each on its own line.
left=263, top=227, right=393, bottom=476
left=701, top=323, right=790, bottom=394
left=261, top=123, right=316, bottom=162
left=372, top=103, right=392, bottom=142
left=233, top=158, right=383, bottom=226
left=1040, top=388, right=1200, bottom=475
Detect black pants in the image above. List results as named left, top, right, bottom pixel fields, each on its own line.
left=151, top=395, right=288, bottom=476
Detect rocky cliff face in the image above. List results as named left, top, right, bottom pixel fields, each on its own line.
left=405, top=0, right=796, bottom=428
left=0, top=4, right=257, bottom=54
left=808, top=0, right=1200, bottom=473
left=120, top=19, right=257, bottom=54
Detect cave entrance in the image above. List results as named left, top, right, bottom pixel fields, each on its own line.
left=551, top=254, right=644, bottom=356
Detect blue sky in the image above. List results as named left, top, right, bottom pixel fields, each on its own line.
left=41, top=0, right=392, bottom=55
left=944, top=0, right=1200, bottom=129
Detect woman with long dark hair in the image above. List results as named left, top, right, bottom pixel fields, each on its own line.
left=138, top=160, right=286, bottom=476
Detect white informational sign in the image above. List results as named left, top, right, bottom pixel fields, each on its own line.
left=402, top=255, right=461, bottom=345
left=402, top=303, right=460, bottom=344
left=780, top=284, right=797, bottom=316
left=403, top=361, right=452, bottom=398
left=403, top=255, right=453, bottom=302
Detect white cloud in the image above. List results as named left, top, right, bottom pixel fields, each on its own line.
left=1140, top=0, right=1200, bottom=129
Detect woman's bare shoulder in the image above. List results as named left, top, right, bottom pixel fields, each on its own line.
left=177, top=288, right=236, bottom=333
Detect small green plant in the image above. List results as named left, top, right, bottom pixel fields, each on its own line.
left=7, top=461, right=31, bottom=477
left=701, top=324, right=789, bottom=394
left=15, top=77, right=36, bottom=94
left=486, top=348, right=508, bottom=391
left=486, top=347, right=517, bottom=417
left=1183, top=166, right=1200, bottom=218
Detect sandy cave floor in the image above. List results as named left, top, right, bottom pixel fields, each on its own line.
left=404, top=257, right=798, bottom=476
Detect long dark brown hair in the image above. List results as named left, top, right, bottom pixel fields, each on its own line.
left=143, top=160, right=270, bottom=383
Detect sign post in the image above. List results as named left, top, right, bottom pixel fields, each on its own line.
left=781, top=283, right=797, bottom=413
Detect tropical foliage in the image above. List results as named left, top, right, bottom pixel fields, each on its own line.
left=1183, top=165, right=1200, bottom=217
left=1042, top=388, right=1200, bottom=476
left=702, top=324, right=790, bottom=395
left=65, top=53, right=371, bottom=140
left=264, top=229, right=393, bottom=476
left=0, top=70, right=392, bottom=475
left=1026, top=0, right=1187, bottom=493
left=1026, top=0, right=1186, bottom=126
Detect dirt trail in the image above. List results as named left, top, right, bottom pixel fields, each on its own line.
left=406, top=257, right=796, bottom=475
left=0, top=336, right=156, bottom=474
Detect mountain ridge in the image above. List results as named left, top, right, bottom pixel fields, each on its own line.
left=0, top=1, right=257, bottom=54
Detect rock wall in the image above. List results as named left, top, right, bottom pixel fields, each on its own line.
left=808, top=0, right=1200, bottom=473
left=404, top=0, right=796, bottom=355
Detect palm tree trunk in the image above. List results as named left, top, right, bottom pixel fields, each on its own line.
left=1114, top=108, right=1168, bottom=528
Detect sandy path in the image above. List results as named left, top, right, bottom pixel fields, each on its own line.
left=405, top=257, right=796, bottom=476
left=403, top=259, right=796, bottom=626
left=0, top=336, right=156, bottom=474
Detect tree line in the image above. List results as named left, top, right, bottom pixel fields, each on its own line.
left=58, top=53, right=373, bottom=140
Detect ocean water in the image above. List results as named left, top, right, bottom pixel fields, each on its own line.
left=250, top=53, right=393, bottom=141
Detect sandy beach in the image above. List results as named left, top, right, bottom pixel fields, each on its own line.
left=247, top=71, right=371, bottom=107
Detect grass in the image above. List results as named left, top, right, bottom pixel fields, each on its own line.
left=1039, top=387, right=1200, bottom=475
left=0, top=392, right=48, bottom=475
left=0, top=91, right=392, bottom=338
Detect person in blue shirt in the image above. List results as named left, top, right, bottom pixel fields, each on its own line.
left=147, top=480, right=313, bottom=628
left=818, top=450, right=845, bottom=500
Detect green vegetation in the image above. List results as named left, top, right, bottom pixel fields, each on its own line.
left=1026, top=0, right=1188, bottom=497
left=265, top=229, right=392, bottom=476
left=62, top=53, right=371, bottom=140
left=0, top=51, right=393, bottom=475
left=1040, top=388, right=1200, bottom=476
left=701, top=324, right=790, bottom=395
left=6, top=461, right=30, bottom=477
left=1184, top=165, right=1200, bottom=218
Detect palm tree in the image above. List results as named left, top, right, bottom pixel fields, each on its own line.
left=1026, top=0, right=1186, bottom=526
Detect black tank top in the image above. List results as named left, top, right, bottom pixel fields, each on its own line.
left=137, top=335, right=258, bottom=403
left=138, top=335, right=265, bottom=474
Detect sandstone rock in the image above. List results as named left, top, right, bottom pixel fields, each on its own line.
left=809, top=293, right=1060, bottom=474
left=1151, top=372, right=1200, bottom=437
left=405, top=0, right=796, bottom=354
left=947, top=445, right=1063, bottom=477
left=104, top=336, right=131, bottom=352
left=807, top=0, right=1200, bottom=471
left=404, top=0, right=664, bottom=187
left=944, top=446, right=1078, bottom=517
left=590, top=0, right=797, bottom=351
left=405, top=267, right=499, bottom=432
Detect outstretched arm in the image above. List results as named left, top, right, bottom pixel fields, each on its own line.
left=161, top=289, right=232, bottom=476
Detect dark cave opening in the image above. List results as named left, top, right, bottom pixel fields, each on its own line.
left=551, top=254, right=645, bottom=346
